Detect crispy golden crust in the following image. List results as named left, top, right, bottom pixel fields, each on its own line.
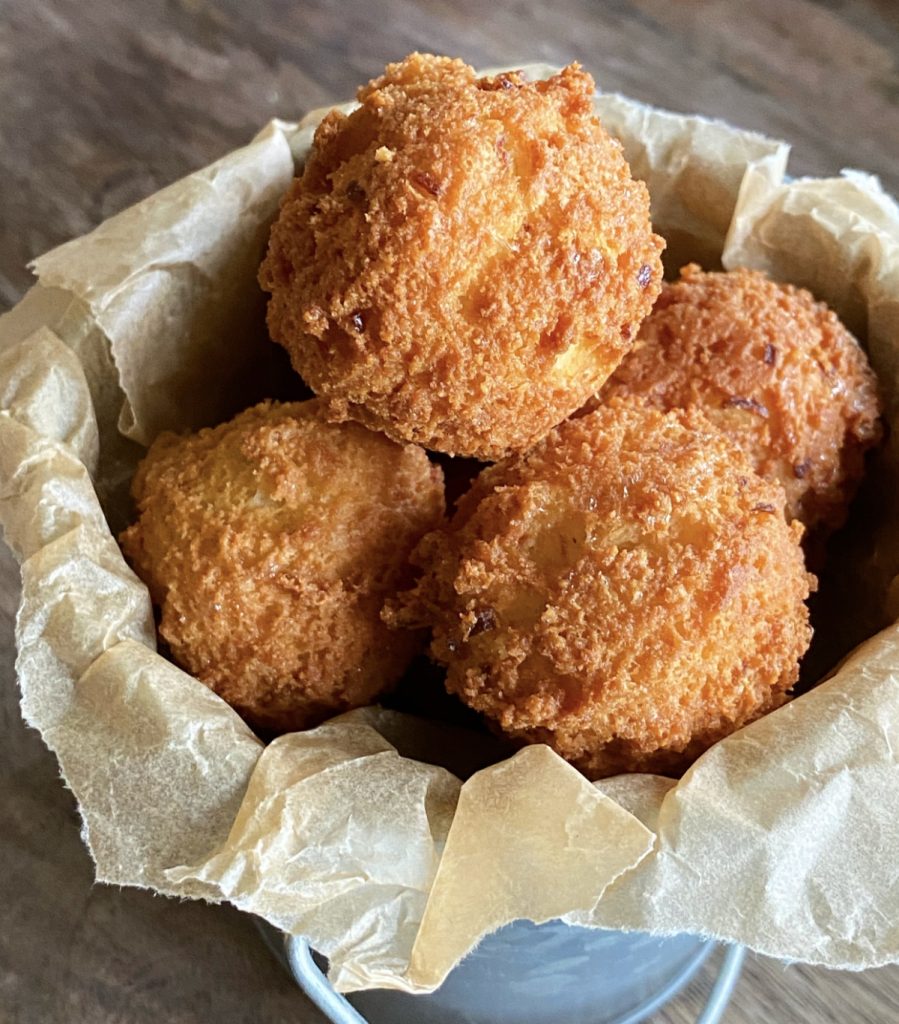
left=388, top=400, right=814, bottom=778
left=260, top=54, right=664, bottom=459
left=598, top=264, right=882, bottom=538
left=120, top=399, right=444, bottom=733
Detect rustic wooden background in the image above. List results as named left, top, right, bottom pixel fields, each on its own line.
left=2, top=1, right=899, bottom=1021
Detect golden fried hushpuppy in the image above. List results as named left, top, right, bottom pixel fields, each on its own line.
left=598, top=264, right=882, bottom=538
left=387, top=400, right=815, bottom=778
left=120, top=400, right=444, bottom=733
left=259, top=54, right=664, bottom=460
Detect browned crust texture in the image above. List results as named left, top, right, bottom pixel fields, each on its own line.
left=599, top=264, right=882, bottom=539
left=389, top=399, right=815, bottom=778
left=260, top=54, right=664, bottom=459
left=120, top=399, right=445, bottom=733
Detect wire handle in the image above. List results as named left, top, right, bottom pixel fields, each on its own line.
left=288, top=941, right=368, bottom=1024
left=697, top=945, right=746, bottom=1024
left=286, top=938, right=746, bottom=1024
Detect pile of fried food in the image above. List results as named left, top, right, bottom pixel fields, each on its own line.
left=120, top=54, right=882, bottom=779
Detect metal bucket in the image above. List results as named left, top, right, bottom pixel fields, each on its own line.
left=267, top=920, right=745, bottom=1024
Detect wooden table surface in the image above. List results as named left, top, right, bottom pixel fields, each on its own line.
left=2, top=2, right=899, bottom=1022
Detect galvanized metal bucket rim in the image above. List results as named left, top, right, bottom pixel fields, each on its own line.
left=258, top=921, right=746, bottom=1024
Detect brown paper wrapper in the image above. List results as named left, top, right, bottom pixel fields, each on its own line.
left=3, top=66, right=899, bottom=992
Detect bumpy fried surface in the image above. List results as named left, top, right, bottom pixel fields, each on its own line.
left=120, top=400, right=444, bottom=733
left=388, top=400, right=814, bottom=778
left=598, top=265, right=882, bottom=538
left=260, top=54, right=664, bottom=460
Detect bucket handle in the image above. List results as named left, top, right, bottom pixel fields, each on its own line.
left=285, top=938, right=747, bottom=1024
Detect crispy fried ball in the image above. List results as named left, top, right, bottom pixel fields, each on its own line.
left=259, top=54, right=664, bottom=460
left=387, top=400, right=815, bottom=778
left=598, top=264, right=882, bottom=538
left=120, top=399, right=444, bottom=733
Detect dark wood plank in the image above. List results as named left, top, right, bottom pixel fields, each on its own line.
left=2, top=2, right=899, bottom=1021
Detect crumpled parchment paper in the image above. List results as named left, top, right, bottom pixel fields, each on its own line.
left=2, top=65, right=899, bottom=993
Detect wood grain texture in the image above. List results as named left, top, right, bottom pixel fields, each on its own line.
left=1, top=1, right=899, bottom=1021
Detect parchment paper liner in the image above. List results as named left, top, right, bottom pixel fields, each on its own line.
left=2, top=65, right=899, bottom=993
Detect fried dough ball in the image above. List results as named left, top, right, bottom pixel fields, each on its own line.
left=259, top=54, right=664, bottom=460
left=120, top=399, right=444, bottom=733
left=598, top=264, right=882, bottom=538
left=388, top=400, right=814, bottom=778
